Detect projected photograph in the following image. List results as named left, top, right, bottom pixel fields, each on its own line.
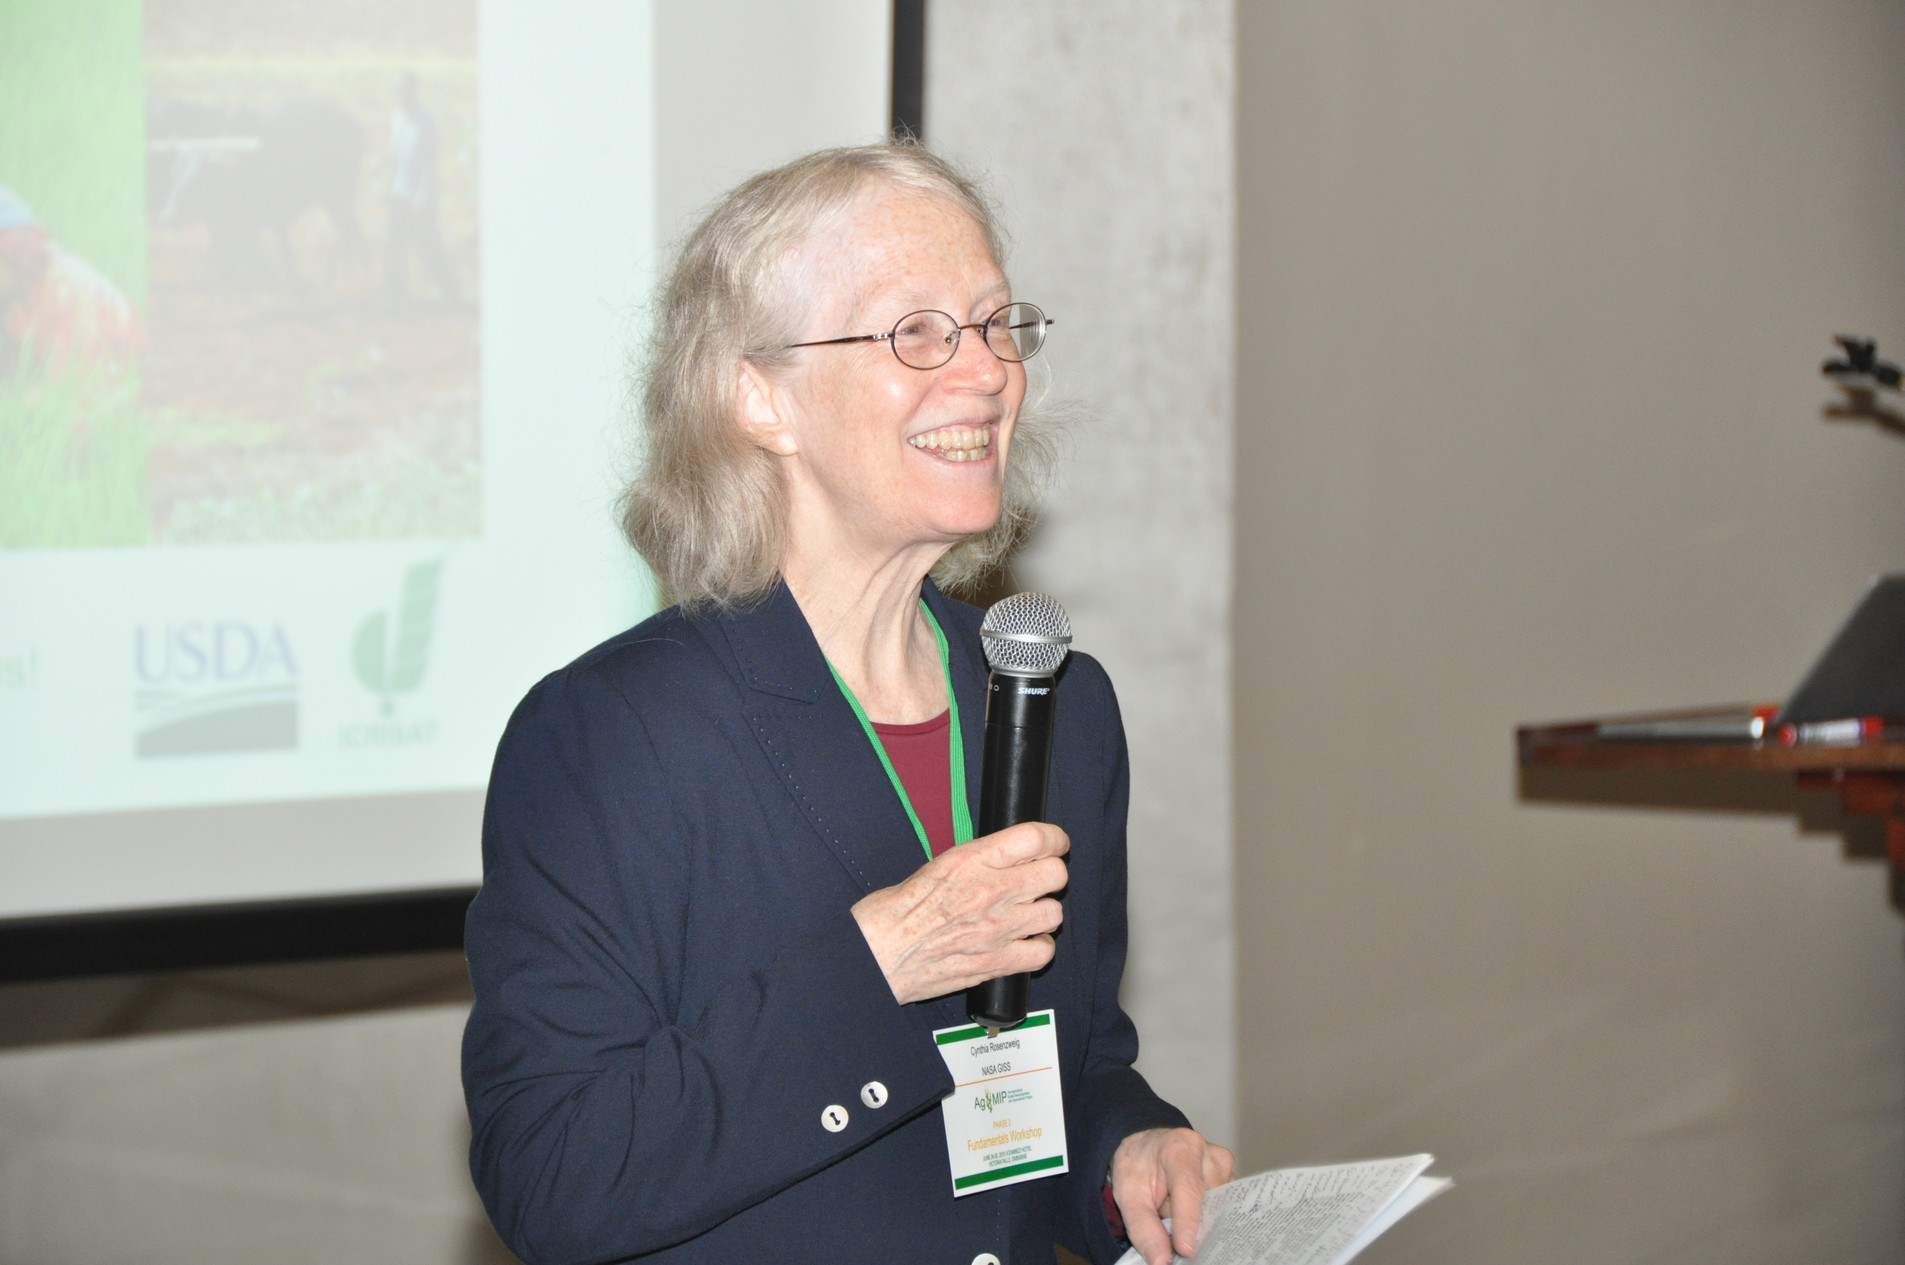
left=0, top=0, right=480, bottom=548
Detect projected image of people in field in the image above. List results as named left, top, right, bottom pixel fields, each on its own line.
left=0, top=0, right=480, bottom=548
left=0, top=181, right=150, bottom=544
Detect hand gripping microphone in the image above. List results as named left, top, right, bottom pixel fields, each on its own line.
left=966, top=591, right=1073, bottom=1036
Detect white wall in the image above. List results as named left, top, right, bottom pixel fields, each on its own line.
left=1236, top=4, right=1905, bottom=1261
left=653, top=0, right=889, bottom=247
left=927, top=0, right=1239, bottom=1145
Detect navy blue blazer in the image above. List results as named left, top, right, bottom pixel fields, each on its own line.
left=463, top=580, right=1189, bottom=1265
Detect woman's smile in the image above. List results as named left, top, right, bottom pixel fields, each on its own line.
left=907, top=421, right=995, bottom=463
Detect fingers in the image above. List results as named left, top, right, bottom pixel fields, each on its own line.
left=1111, top=1129, right=1228, bottom=1262
left=948, top=852, right=1066, bottom=906
left=992, top=894, right=1064, bottom=964
left=1112, top=1129, right=1176, bottom=1265
left=1000, top=931, right=1055, bottom=975
left=852, top=823, right=1069, bottom=1005
left=1205, top=1143, right=1236, bottom=1188
left=971, top=820, right=1069, bottom=866
left=1163, top=1134, right=1234, bottom=1258
left=962, top=928, right=1056, bottom=985
left=1026, top=894, right=1064, bottom=936
left=1118, top=1196, right=1175, bottom=1265
left=1164, top=1143, right=1209, bottom=1259
left=923, top=826, right=1068, bottom=915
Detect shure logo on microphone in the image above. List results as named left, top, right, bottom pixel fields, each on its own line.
left=1017, top=686, right=1050, bottom=695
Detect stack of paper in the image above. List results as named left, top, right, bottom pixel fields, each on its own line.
left=1112, top=1154, right=1450, bottom=1265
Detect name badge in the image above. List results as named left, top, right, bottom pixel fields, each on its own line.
left=933, top=1009, right=1069, bottom=1197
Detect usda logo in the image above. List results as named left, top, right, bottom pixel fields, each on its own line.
left=341, top=558, right=444, bottom=748
left=133, top=619, right=299, bottom=758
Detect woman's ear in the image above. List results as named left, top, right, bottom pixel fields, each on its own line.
left=736, top=361, right=799, bottom=457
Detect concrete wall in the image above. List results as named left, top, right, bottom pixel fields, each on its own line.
left=1236, top=4, right=1905, bottom=1261
left=927, top=0, right=1239, bottom=1144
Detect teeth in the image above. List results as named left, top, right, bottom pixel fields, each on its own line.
left=909, top=426, right=993, bottom=460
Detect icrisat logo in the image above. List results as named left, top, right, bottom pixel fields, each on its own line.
left=351, top=558, right=443, bottom=716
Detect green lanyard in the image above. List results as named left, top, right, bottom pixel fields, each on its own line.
left=825, top=600, right=975, bottom=862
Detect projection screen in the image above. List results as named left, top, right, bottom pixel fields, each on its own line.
left=0, top=0, right=892, bottom=930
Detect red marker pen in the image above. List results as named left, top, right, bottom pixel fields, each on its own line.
left=1776, top=716, right=1886, bottom=747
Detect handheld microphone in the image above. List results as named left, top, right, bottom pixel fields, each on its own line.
left=966, top=592, right=1072, bottom=1036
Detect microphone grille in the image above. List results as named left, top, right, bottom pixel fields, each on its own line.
left=980, top=592, right=1073, bottom=677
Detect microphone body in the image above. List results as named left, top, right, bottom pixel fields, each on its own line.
left=964, top=672, right=1058, bottom=1033
left=964, top=591, right=1072, bottom=1035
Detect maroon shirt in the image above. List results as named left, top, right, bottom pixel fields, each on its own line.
left=870, top=709, right=955, bottom=858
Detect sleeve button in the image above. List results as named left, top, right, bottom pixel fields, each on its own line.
left=972, top=1254, right=1002, bottom=1265
left=860, top=1080, right=889, bottom=1108
left=821, top=1104, right=849, bottom=1132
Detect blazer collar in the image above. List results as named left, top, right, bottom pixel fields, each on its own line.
left=719, top=578, right=988, bottom=894
left=720, top=581, right=827, bottom=705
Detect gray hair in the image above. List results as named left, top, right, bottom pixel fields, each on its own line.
left=619, top=143, right=1055, bottom=612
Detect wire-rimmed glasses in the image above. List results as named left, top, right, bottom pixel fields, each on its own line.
left=786, top=301, right=1052, bottom=370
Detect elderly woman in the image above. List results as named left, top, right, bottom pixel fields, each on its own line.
left=463, top=144, right=1230, bottom=1265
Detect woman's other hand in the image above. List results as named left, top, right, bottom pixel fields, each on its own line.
left=1112, top=1127, right=1237, bottom=1265
left=851, top=821, right=1069, bottom=1004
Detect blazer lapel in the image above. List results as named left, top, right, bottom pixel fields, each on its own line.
left=721, top=583, right=932, bottom=895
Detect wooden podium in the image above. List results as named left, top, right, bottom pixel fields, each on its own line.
left=1518, top=706, right=1905, bottom=911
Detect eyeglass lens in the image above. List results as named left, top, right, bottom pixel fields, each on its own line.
left=890, top=303, right=1046, bottom=369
